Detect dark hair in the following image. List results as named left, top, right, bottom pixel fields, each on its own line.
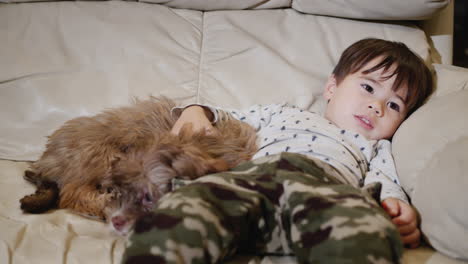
left=332, top=38, right=433, bottom=116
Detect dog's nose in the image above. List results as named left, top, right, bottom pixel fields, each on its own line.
left=111, top=215, right=127, bottom=231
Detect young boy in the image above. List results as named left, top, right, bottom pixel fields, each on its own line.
left=122, top=38, right=433, bottom=264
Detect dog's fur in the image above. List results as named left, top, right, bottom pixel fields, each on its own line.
left=19, top=96, right=257, bottom=234
left=103, top=121, right=258, bottom=234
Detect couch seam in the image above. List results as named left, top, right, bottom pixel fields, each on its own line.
left=196, top=12, right=206, bottom=104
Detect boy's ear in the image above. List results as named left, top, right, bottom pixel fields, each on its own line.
left=323, top=74, right=337, bottom=101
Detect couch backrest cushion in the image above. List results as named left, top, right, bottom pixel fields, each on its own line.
left=0, top=0, right=450, bottom=20
left=139, top=0, right=290, bottom=10
left=432, top=64, right=468, bottom=98
left=292, top=0, right=450, bottom=20
left=0, top=1, right=431, bottom=161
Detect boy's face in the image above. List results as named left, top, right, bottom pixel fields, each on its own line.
left=323, top=58, right=408, bottom=140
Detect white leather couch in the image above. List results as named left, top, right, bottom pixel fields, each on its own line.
left=1, top=1, right=467, bottom=263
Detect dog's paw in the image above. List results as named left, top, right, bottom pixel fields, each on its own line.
left=20, top=181, right=59, bottom=213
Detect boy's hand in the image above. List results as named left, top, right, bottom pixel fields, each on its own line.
left=171, top=106, right=215, bottom=135
left=381, top=198, right=421, bottom=248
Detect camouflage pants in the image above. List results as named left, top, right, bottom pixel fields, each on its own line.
left=123, top=153, right=403, bottom=264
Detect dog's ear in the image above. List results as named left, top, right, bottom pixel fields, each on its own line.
left=143, top=145, right=181, bottom=187
left=169, top=146, right=230, bottom=180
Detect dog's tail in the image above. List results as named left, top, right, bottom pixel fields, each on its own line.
left=20, top=171, right=59, bottom=214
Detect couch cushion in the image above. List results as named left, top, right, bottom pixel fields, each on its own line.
left=197, top=9, right=430, bottom=109
left=393, top=86, right=468, bottom=261
left=1, top=159, right=467, bottom=264
left=432, top=64, right=468, bottom=98
left=0, top=0, right=291, bottom=9
left=139, top=0, right=290, bottom=10
left=393, top=65, right=468, bottom=198
left=0, top=160, right=126, bottom=264
left=0, top=2, right=431, bottom=161
left=1, top=0, right=450, bottom=21
left=292, top=0, right=450, bottom=20
left=0, top=1, right=203, bottom=160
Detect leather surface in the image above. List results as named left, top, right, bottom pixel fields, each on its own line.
left=0, top=1, right=430, bottom=161
left=0, top=1, right=465, bottom=263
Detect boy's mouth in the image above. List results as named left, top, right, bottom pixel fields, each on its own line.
left=354, top=115, right=373, bottom=130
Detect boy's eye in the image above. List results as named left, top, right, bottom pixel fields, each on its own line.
left=388, top=102, right=400, bottom=112
left=361, top=84, right=374, bottom=93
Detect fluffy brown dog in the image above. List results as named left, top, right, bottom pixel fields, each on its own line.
left=102, top=121, right=258, bottom=234
left=20, top=96, right=257, bottom=234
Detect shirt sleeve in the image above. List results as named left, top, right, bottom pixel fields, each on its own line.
left=172, top=103, right=286, bottom=131
left=364, top=140, right=409, bottom=203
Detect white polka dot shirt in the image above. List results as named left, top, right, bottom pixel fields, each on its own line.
left=174, top=103, right=408, bottom=203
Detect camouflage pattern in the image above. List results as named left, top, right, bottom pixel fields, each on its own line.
left=122, top=153, right=403, bottom=264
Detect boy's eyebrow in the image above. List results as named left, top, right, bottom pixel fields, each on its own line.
left=362, top=76, right=407, bottom=103
left=362, top=76, right=382, bottom=86
left=394, top=94, right=407, bottom=104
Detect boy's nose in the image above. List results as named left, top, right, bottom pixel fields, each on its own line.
left=368, top=103, right=383, bottom=117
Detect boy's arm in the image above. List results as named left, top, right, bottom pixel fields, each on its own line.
left=364, top=140, right=408, bottom=203
left=171, top=103, right=286, bottom=134
left=364, top=140, right=420, bottom=247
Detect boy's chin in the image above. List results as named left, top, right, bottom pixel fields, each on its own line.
left=348, top=127, right=381, bottom=141
left=355, top=130, right=381, bottom=141
left=361, top=132, right=392, bottom=141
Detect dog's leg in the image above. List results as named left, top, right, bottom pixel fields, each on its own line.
left=20, top=180, right=59, bottom=214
